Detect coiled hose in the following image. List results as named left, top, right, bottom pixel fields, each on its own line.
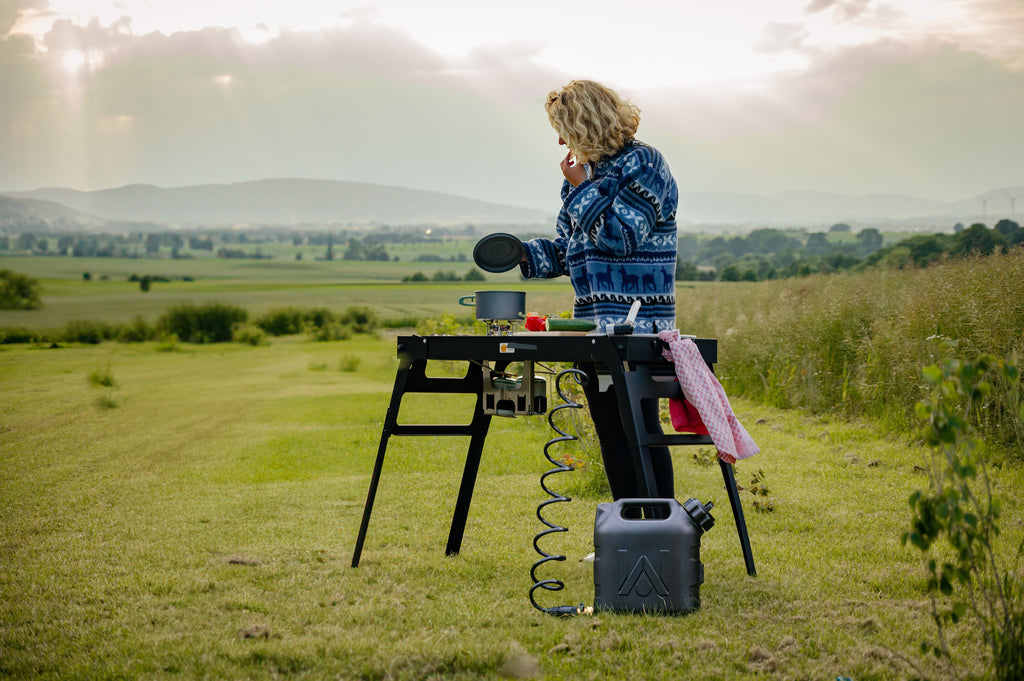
left=529, top=367, right=590, bottom=616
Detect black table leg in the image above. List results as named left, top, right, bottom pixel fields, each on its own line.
left=351, top=363, right=411, bottom=568
left=445, top=399, right=492, bottom=556
left=720, top=459, right=757, bottom=576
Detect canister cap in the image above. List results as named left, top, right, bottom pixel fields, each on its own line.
left=682, top=498, right=716, bottom=533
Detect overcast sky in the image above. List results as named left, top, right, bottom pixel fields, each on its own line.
left=2, top=0, right=1022, bottom=211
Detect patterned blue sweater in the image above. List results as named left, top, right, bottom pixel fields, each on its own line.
left=520, top=139, right=678, bottom=334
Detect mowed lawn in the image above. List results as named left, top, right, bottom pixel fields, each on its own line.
left=2, top=332, right=1016, bottom=680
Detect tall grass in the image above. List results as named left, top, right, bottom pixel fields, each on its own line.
left=681, top=250, right=1024, bottom=451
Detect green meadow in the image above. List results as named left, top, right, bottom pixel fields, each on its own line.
left=0, top=254, right=577, bottom=329
left=2, top=252, right=1022, bottom=679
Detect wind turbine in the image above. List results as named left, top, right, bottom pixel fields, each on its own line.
left=979, top=195, right=990, bottom=223
left=1008, top=192, right=1023, bottom=221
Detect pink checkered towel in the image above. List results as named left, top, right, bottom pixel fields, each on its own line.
left=657, top=330, right=760, bottom=464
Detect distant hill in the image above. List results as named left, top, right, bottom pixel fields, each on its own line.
left=678, top=186, right=1024, bottom=228
left=4, top=178, right=1022, bottom=232
left=0, top=195, right=102, bottom=229
left=6, top=179, right=551, bottom=228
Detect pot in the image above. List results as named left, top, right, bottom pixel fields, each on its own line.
left=458, top=290, right=526, bottom=321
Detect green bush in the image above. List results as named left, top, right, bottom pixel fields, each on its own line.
left=60, top=319, right=116, bottom=344
left=309, top=323, right=352, bottom=342
left=0, top=327, right=43, bottom=344
left=303, top=307, right=336, bottom=331
left=116, top=316, right=156, bottom=343
left=0, top=269, right=42, bottom=310
left=337, top=306, right=378, bottom=334
left=157, top=303, right=247, bottom=344
left=903, top=354, right=1024, bottom=681
left=234, top=324, right=269, bottom=346
left=254, top=307, right=306, bottom=336
left=338, top=354, right=361, bottom=372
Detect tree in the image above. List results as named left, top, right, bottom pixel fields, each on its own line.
left=854, top=228, right=884, bottom=256
left=343, top=238, right=363, bottom=260
left=719, top=264, right=742, bottom=281
left=994, top=219, right=1020, bottom=237
left=743, top=228, right=800, bottom=254
left=676, top=261, right=700, bottom=281
left=15, top=232, right=37, bottom=251
left=907, top=234, right=953, bottom=267
left=0, top=269, right=42, bottom=310
left=829, top=223, right=852, bottom=233
left=952, top=223, right=1006, bottom=257
left=805, top=232, right=832, bottom=257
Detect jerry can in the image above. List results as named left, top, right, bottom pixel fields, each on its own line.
left=593, top=497, right=715, bottom=614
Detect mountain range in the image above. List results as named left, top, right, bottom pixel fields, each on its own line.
left=2, top=178, right=1021, bottom=232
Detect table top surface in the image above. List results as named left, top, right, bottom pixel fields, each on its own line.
left=396, top=333, right=717, bottom=365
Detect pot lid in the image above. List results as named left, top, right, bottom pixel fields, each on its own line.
left=473, top=233, right=524, bottom=273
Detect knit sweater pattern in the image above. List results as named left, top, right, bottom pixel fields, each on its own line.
left=520, top=139, right=678, bottom=334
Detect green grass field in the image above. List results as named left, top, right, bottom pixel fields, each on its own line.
left=2, top=330, right=1017, bottom=679
left=3, top=252, right=1021, bottom=679
left=0, top=255, right=577, bottom=329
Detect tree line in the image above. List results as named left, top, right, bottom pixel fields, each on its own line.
left=676, top=220, right=1023, bottom=282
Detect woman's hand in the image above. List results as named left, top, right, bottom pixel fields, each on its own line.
left=560, top=151, right=589, bottom=187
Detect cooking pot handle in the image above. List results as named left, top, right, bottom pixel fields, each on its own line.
left=458, top=295, right=475, bottom=306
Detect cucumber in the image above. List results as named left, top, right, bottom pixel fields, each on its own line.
left=546, top=318, right=597, bottom=331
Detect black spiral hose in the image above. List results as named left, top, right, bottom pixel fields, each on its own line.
left=529, top=368, right=589, bottom=616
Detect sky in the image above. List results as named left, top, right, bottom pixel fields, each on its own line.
left=1, top=0, right=1023, bottom=212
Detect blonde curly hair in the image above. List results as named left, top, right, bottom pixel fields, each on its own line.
left=545, top=80, right=640, bottom=164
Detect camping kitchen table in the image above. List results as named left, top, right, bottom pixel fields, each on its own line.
left=351, top=332, right=756, bottom=576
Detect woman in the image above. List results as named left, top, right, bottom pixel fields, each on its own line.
left=520, top=79, right=679, bottom=501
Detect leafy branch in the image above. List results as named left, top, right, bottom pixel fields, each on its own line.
left=902, top=354, right=1024, bottom=681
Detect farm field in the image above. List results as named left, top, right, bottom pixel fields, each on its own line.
left=0, top=255, right=579, bottom=329
left=2, top=331, right=1017, bottom=680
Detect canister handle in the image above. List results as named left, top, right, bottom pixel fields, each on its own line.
left=458, top=295, right=475, bottom=306
left=615, top=498, right=678, bottom=519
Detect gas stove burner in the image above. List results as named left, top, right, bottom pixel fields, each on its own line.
left=483, top=320, right=518, bottom=336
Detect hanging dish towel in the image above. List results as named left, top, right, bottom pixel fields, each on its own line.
left=668, top=395, right=709, bottom=436
left=657, top=329, right=760, bottom=464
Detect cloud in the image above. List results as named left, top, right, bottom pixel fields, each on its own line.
left=2, top=0, right=1022, bottom=208
left=805, top=0, right=872, bottom=20
left=755, top=22, right=810, bottom=53
left=645, top=43, right=1024, bottom=199
left=0, top=13, right=562, bottom=207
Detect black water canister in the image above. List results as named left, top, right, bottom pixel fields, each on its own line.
left=593, top=498, right=715, bottom=614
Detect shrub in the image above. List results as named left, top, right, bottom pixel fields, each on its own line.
left=309, top=323, right=352, bottom=342
left=0, top=327, right=42, bottom=344
left=903, top=354, right=1024, bottom=680
left=88, top=364, right=119, bottom=409
left=61, top=319, right=115, bottom=344
left=415, top=312, right=477, bottom=336
left=0, top=269, right=42, bottom=310
left=117, top=316, right=156, bottom=343
left=234, top=324, right=269, bottom=346
left=338, top=354, right=361, bottom=372
left=337, top=306, right=378, bottom=334
left=303, top=307, right=336, bottom=331
left=254, top=307, right=305, bottom=336
left=157, top=303, right=247, bottom=343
